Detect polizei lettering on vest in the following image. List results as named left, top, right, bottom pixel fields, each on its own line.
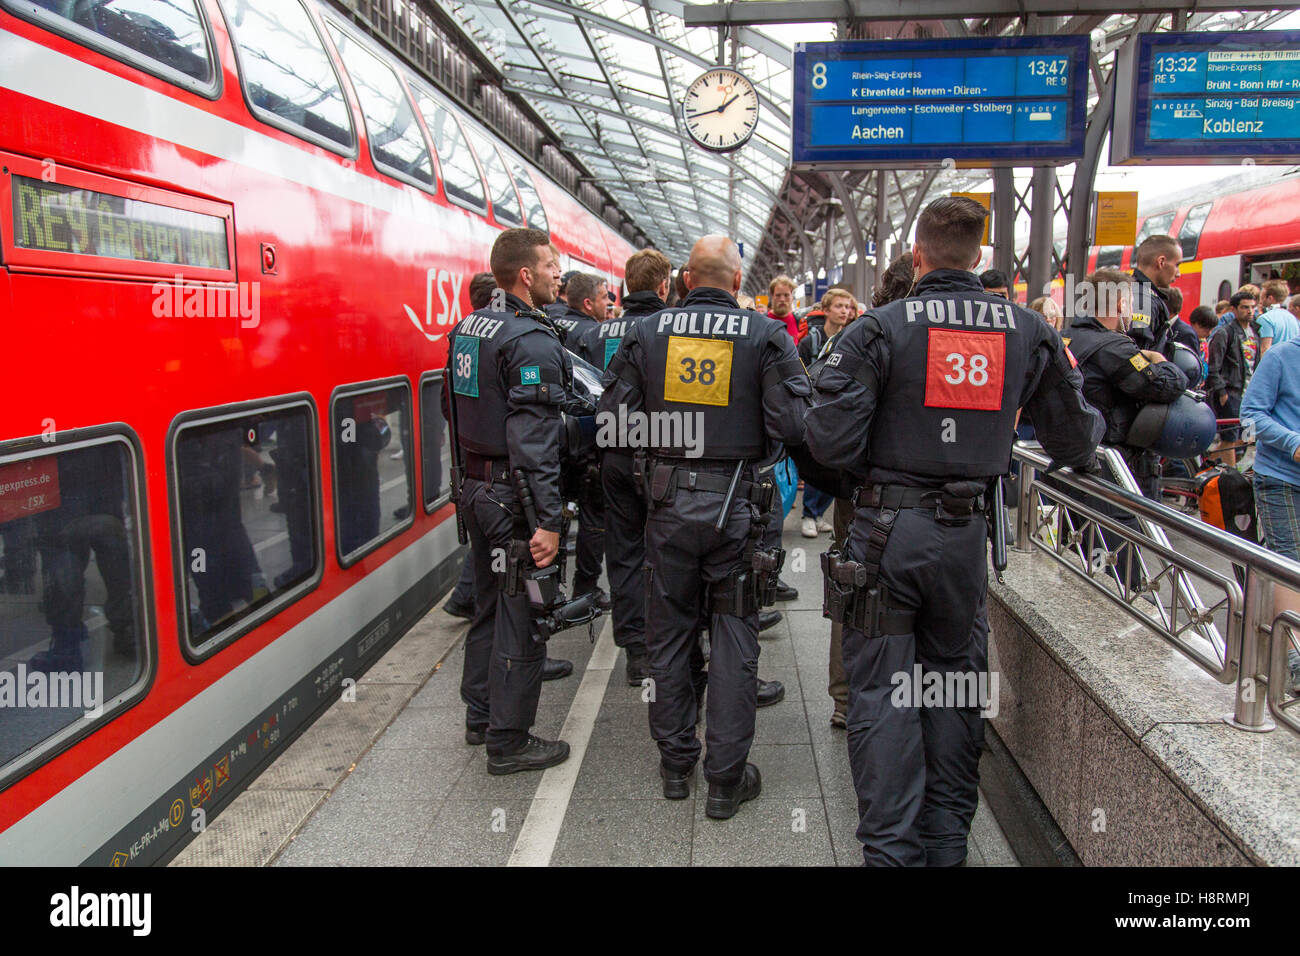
left=656, top=311, right=750, bottom=337
left=459, top=314, right=505, bottom=339
left=904, top=299, right=1016, bottom=330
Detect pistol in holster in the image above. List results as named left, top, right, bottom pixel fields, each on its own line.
left=503, top=538, right=531, bottom=598
left=820, top=549, right=909, bottom=638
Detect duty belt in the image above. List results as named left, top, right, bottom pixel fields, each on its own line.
left=853, top=483, right=986, bottom=514
left=463, top=451, right=512, bottom=484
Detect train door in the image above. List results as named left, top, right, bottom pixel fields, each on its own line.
left=1201, top=255, right=1242, bottom=306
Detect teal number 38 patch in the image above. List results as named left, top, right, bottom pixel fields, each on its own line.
left=520, top=365, right=541, bottom=385
left=453, top=337, right=480, bottom=397
left=603, top=337, right=622, bottom=369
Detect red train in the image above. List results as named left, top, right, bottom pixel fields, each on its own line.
left=1022, top=170, right=1300, bottom=315
left=0, top=0, right=634, bottom=865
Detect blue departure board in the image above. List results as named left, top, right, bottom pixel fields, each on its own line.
left=1112, top=31, right=1300, bottom=164
left=792, top=37, right=1089, bottom=167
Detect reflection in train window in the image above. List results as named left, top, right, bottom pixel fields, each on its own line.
left=1136, top=211, right=1175, bottom=246
left=1178, top=202, right=1213, bottom=262
left=1096, top=246, right=1124, bottom=269
left=0, top=437, right=148, bottom=771
left=327, top=24, right=434, bottom=187
left=420, top=374, right=452, bottom=510
left=510, top=163, right=548, bottom=232
left=332, top=383, right=413, bottom=564
left=221, top=0, right=354, bottom=151
left=467, top=131, right=522, bottom=227
left=4, top=0, right=216, bottom=89
left=174, top=406, right=318, bottom=651
left=414, top=89, right=487, bottom=213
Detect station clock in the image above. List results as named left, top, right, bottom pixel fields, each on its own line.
left=682, top=67, right=759, bottom=153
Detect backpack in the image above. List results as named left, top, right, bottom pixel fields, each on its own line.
left=1196, top=465, right=1257, bottom=542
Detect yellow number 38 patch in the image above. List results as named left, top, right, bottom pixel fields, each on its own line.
left=663, top=336, right=733, bottom=407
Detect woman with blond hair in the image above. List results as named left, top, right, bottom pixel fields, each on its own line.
left=1029, top=294, right=1064, bottom=331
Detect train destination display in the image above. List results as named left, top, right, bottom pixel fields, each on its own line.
left=792, top=37, right=1089, bottom=167
left=1112, top=30, right=1300, bottom=164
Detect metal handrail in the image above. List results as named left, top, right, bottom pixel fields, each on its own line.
left=1011, top=441, right=1300, bottom=735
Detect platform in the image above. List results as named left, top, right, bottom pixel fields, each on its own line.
left=173, top=514, right=1020, bottom=867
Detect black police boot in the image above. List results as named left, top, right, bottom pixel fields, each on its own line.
left=756, top=678, right=785, bottom=707
left=775, top=578, right=798, bottom=601
left=579, top=586, right=611, bottom=611
left=487, top=735, right=571, bottom=775
left=660, top=764, right=692, bottom=800
left=758, top=610, right=782, bottom=633
left=625, top=648, right=650, bottom=686
left=443, top=597, right=474, bottom=620
left=465, top=726, right=486, bottom=746
left=705, top=763, right=761, bottom=820
left=542, top=657, right=573, bottom=681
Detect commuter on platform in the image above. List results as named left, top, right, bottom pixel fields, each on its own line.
left=1028, top=295, right=1064, bottom=332
left=798, top=287, right=857, bottom=538
left=1207, top=290, right=1261, bottom=466
left=1257, top=280, right=1300, bottom=355
left=767, top=275, right=800, bottom=341
left=978, top=269, right=1009, bottom=299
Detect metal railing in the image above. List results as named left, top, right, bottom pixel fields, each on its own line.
left=1012, top=442, right=1300, bottom=735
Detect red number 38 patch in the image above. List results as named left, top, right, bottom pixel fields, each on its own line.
left=923, top=329, right=1006, bottom=411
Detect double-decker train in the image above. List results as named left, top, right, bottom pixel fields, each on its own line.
left=0, top=0, right=634, bottom=865
left=1019, top=168, right=1300, bottom=314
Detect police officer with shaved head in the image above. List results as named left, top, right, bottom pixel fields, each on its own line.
left=598, top=235, right=810, bottom=818
left=445, top=227, right=573, bottom=775
left=806, top=197, right=1103, bottom=865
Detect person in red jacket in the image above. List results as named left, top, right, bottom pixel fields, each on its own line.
left=768, top=275, right=799, bottom=341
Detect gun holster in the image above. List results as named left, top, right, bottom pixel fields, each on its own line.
left=708, top=567, right=761, bottom=617
left=503, top=538, right=531, bottom=598
left=632, top=450, right=649, bottom=502
left=820, top=550, right=913, bottom=638
left=648, top=463, right=676, bottom=509
left=752, top=543, right=785, bottom=607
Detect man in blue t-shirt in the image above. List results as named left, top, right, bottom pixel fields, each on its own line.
left=1257, top=280, right=1300, bottom=357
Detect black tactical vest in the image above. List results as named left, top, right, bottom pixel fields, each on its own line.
left=1063, top=317, right=1141, bottom=445
left=552, top=306, right=598, bottom=354
left=865, top=271, right=1039, bottom=479
left=579, top=317, right=635, bottom=370
left=639, top=287, right=774, bottom=459
left=447, top=299, right=565, bottom=458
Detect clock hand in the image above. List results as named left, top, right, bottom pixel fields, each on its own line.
left=716, top=93, right=741, bottom=113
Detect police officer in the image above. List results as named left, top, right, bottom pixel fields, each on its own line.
left=598, top=236, right=810, bottom=817
left=1063, top=267, right=1187, bottom=586
left=1129, top=234, right=1181, bottom=355
left=552, top=272, right=610, bottom=608
left=544, top=267, right=575, bottom=321
left=445, top=227, right=571, bottom=774
left=806, top=197, right=1103, bottom=865
left=578, top=250, right=669, bottom=683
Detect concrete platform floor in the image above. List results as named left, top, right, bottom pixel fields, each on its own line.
left=175, top=511, right=1018, bottom=867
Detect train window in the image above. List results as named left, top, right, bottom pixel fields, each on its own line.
left=510, top=162, right=548, bottom=232
left=220, top=0, right=354, bottom=153
left=2, top=0, right=218, bottom=94
left=468, top=131, right=523, bottom=228
left=1178, top=202, right=1213, bottom=261
left=171, top=401, right=320, bottom=659
left=419, top=373, right=452, bottom=511
left=1136, top=211, right=1176, bottom=245
left=1095, top=246, right=1124, bottom=268
left=331, top=381, right=414, bottom=566
left=0, top=431, right=152, bottom=783
left=414, top=90, right=487, bottom=213
left=1218, top=280, right=1233, bottom=303
left=326, top=24, right=434, bottom=188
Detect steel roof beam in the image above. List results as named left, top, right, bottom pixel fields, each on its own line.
left=684, top=0, right=1291, bottom=25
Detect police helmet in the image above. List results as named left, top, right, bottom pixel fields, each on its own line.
left=566, top=353, right=605, bottom=413
left=1126, top=393, right=1216, bottom=458
left=1168, top=342, right=1204, bottom=388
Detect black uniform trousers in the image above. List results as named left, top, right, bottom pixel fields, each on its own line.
left=841, top=504, right=988, bottom=867
left=600, top=451, right=646, bottom=657
left=459, top=476, right=545, bottom=755
left=645, top=485, right=760, bottom=785
left=573, top=465, right=606, bottom=598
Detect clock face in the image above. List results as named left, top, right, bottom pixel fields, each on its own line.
left=683, top=68, right=759, bottom=153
